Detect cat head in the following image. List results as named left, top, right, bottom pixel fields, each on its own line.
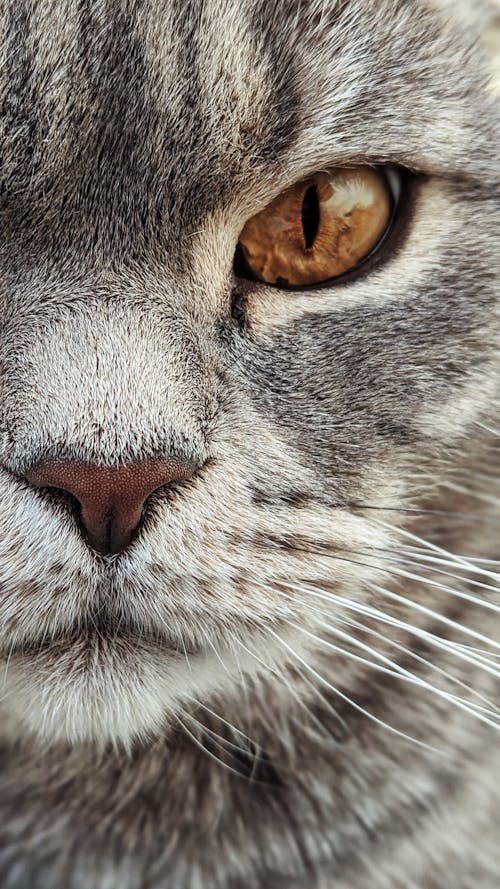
left=0, top=0, right=498, bottom=747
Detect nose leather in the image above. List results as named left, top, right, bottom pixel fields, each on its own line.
left=25, top=459, right=195, bottom=555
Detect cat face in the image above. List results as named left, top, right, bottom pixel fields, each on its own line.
left=0, top=0, right=498, bottom=747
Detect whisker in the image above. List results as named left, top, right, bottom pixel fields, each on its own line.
left=200, top=631, right=235, bottom=681
left=187, top=696, right=258, bottom=748
left=380, top=547, right=500, bottom=584
left=366, top=582, right=500, bottom=672
left=365, top=560, right=500, bottom=613
left=281, top=541, right=500, bottom=614
left=440, top=480, right=500, bottom=511
left=289, top=544, right=500, bottom=636
left=368, top=519, right=500, bottom=585
left=475, top=420, right=500, bottom=438
left=286, top=621, right=500, bottom=729
left=401, top=548, right=500, bottom=568
left=236, top=636, right=348, bottom=741
left=279, top=579, right=500, bottom=671
left=340, top=547, right=500, bottom=596
left=451, top=640, right=500, bottom=662
left=271, top=586, right=500, bottom=717
left=267, top=627, right=446, bottom=755
left=349, top=502, right=489, bottom=520
left=1, top=634, right=17, bottom=693
left=183, top=710, right=258, bottom=764
left=365, top=581, right=500, bottom=662
left=333, top=612, right=500, bottom=716
left=226, top=633, right=261, bottom=747
left=175, top=714, right=258, bottom=781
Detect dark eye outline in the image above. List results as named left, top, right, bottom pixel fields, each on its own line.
left=233, top=165, right=413, bottom=294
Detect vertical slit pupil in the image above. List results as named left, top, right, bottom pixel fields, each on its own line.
left=301, top=184, right=320, bottom=249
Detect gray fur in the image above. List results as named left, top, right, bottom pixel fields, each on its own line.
left=0, top=1, right=499, bottom=887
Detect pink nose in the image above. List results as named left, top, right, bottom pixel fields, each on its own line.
left=25, top=458, right=195, bottom=555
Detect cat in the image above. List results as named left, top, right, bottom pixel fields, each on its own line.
left=0, top=0, right=499, bottom=887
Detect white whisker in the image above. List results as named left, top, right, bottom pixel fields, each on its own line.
left=281, top=577, right=500, bottom=660
left=236, top=636, right=348, bottom=741
left=380, top=547, right=500, bottom=588
left=175, top=714, right=255, bottom=781
left=270, top=586, right=500, bottom=717
left=369, top=519, right=500, bottom=585
left=333, top=612, right=500, bottom=715
left=286, top=621, right=500, bottom=729
left=183, top=710, right=253, bottom=760
left=187, top=696, right=257, bottom=748
left=267, top=627, right=446, bottom=756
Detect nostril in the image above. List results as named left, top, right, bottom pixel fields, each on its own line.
left=24, top=458, right=195, bottom=555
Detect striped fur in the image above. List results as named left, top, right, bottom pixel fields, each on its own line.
left=0, top=1, right=499, bottom=887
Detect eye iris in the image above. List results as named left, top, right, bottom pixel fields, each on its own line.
left=238, top=167, right=393, bottom=288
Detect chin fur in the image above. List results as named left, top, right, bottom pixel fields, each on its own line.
left=1, top=631, right=307, bottom=749
left=4, top=638, right=178, bottom=748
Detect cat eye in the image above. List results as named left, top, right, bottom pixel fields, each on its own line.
left=235, top=167, right=398, bottom=288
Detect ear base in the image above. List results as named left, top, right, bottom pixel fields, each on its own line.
left=431, top=0, right=500, bottom=30
left=484, top=14, right=500, bottom=95
left=431, top=0, right=500, bottom=94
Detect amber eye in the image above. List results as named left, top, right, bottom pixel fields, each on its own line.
left=236, top=167, right=395, bottom=287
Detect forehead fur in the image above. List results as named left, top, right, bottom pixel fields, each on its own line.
left=0, top=0, right=497, bottom=267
